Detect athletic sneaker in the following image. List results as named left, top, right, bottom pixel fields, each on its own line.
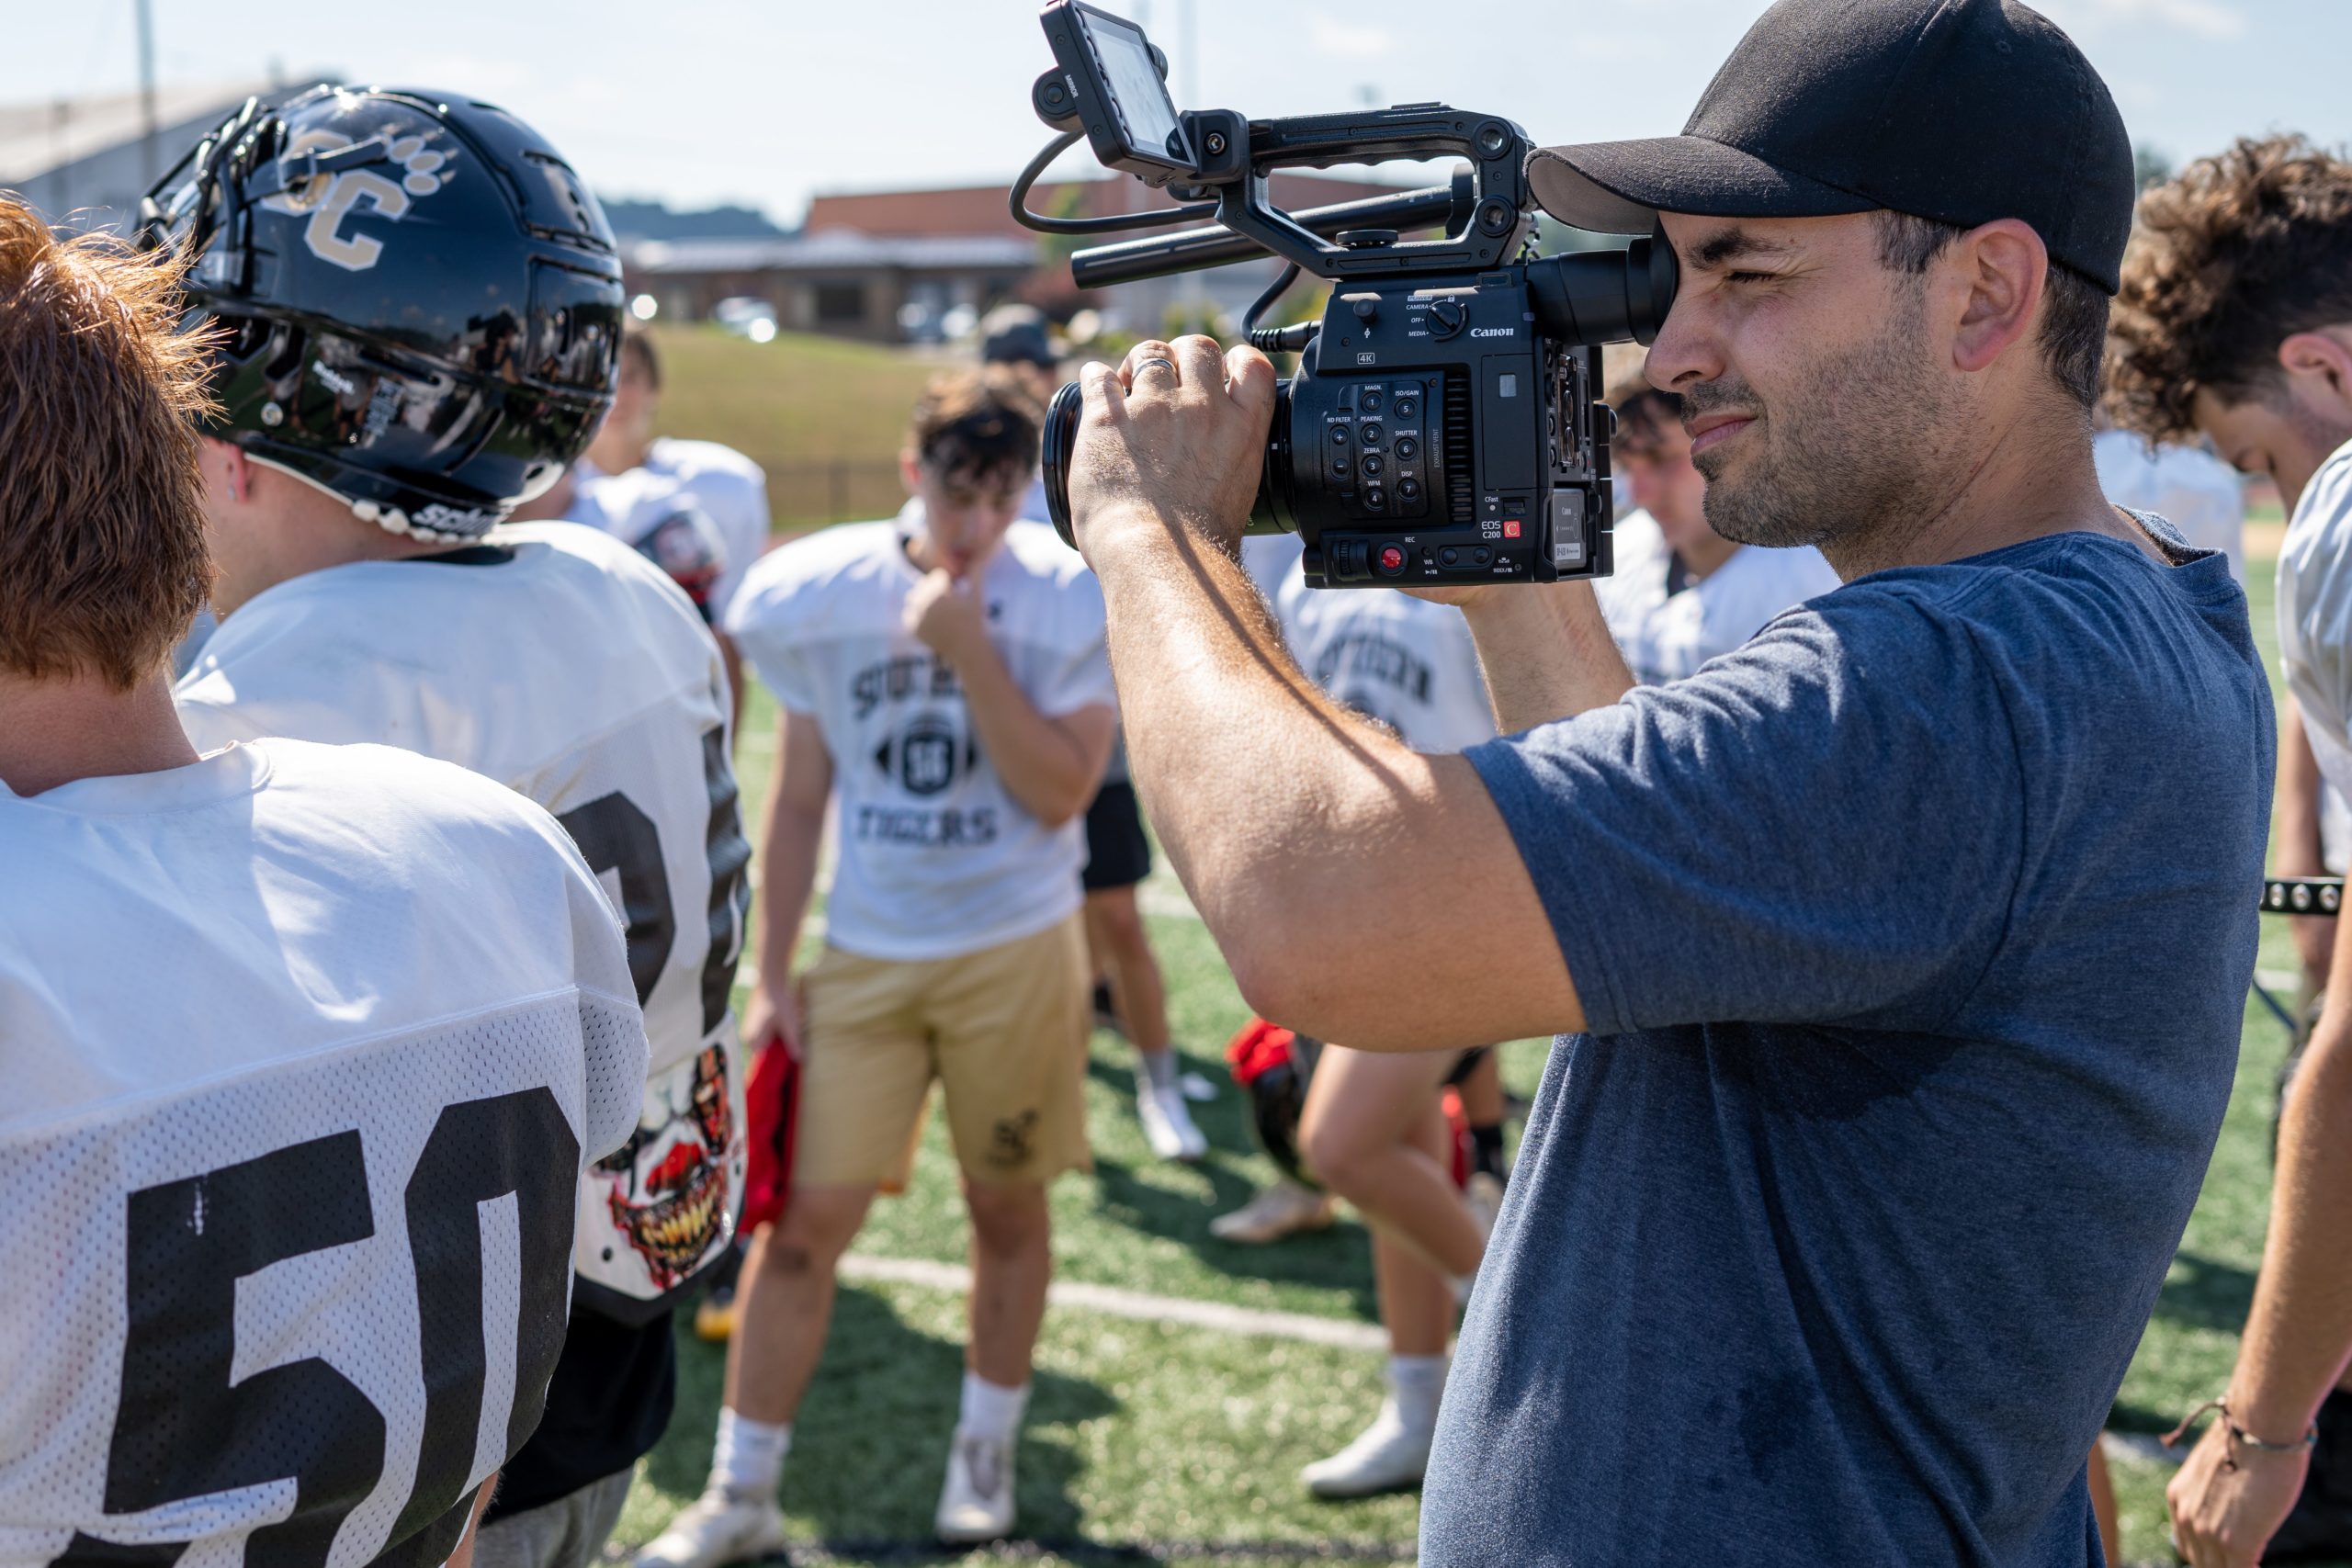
left=693, top=1286, right=738, bottom=1344
left=935, top=1429, right=1018, bottom=1543
left=1136, top=1071, right=1209, bottom=1161
left=1301, top=1399, right=1433, bottom=1497
left=1210, top=1179, right=1336, bottom=1243
left=633, top=1487, right=786, bottom=1568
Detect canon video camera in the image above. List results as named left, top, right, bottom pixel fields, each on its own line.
left=1014, top=0, right=1679, bottom=588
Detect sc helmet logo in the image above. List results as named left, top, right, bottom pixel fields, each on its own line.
left=260, top=130, right=457, bottom=273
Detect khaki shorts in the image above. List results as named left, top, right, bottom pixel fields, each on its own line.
left=796, top=914, right=1091, bottom=1189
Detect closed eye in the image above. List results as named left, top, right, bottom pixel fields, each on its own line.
left=1724, top=270, right=1780, bottom=286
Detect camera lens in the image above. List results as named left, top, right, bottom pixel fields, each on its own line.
left=1045, top=375, right=1303, bottom=546
left=1040, top=381, right=1086, bottom=547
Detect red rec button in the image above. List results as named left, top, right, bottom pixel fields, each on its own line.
left=1377, top=545, right=1407, bottom=574
left=1503, top=519, right=1522, bottom=538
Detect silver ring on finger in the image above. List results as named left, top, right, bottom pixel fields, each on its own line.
left=1134, top=355, right=1178, bottom=379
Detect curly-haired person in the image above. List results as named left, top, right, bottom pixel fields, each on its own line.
left=2109, top=133, right=2352, bottom=1568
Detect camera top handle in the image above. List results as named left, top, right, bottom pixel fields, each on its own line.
left=1182, top=105, right=1534, bottom=282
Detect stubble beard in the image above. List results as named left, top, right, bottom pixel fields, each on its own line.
left=1692, top=281, right=1960, bottom=566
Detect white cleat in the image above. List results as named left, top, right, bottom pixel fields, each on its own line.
left=934, top=1429, right=1018, bottom=1543
left=633, top=1486, right=786, bottom=1568
left=1300, top=1399, right=1434, bottom=1498
left=1136, top=1072, right=1209, bottom=1162
left=1209, top=1179, right=1336, bottom=1244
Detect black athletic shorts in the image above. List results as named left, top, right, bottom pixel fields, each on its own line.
left=1081, top=781, right=1152, bottom=891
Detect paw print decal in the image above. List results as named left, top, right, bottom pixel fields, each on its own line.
left=260, top=127, right=459, bottom=274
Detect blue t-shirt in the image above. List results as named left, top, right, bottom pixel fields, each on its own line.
left=1424, top=531, right=2272, bottom=1567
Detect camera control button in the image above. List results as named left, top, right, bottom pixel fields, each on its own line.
left=1360, top=454, right=1385, bottom=479
left=1393, top=396, right=1418, bottom=419
left=1360, top=423, right=1385, bottom=446
left=1330, top=456, right=1351, bottom=478
left=1329, top=425, right=1351, bottom=446
left=1474, top=547, right=1491, bottom=565
left=1361, top=389, right=1385, bottom=413
left=1375, top=545, right=1407, bottom=577
left=1440, top=547, right=1460, bottom=567
left=1364, top=487, right=1387, bottom=510
left=1393, top=436, right=1418, bottom=462
left=1429, top=299, right=1467, bottom=339
left=1397, top=478, right=1422, bottom=502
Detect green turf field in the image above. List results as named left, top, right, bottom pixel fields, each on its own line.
left=606, top=515, right=2315, bottom=1565
left=639, top=326, right=945, bottom=532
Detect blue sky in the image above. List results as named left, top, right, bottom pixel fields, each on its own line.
left=3, top=0, right=2339, bottom=223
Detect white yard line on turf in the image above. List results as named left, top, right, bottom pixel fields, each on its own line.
left=839, top=1253, right=1387, bottom=1351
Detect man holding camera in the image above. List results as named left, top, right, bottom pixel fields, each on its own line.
left=1059, top=0, right=2269, bottom=1561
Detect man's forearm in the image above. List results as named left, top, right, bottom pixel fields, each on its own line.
left=2232, top=942, right=2352, bottom=1439
left=1091, top=522, right=1408, bottom=965
left=1461, top=581, right=1635, bottom=733
left=949, top=642, right=1100, bottom=826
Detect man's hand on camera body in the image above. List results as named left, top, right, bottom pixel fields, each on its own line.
left=1067, top=335, right=1276, bottom=569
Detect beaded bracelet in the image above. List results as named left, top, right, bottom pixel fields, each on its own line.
left=2162, top=1395, right=2320, bottom=1471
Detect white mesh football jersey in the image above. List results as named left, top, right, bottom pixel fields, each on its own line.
left=1244, top=536, right=1496, bottom=755
left=1592, top=510, right=1840, bottom=686
left=175, top=523, right=750, bottom=1317
left=2280, top=439, right=2352, bottom=803
left=571, top=438, right=770, bottom=617
left=0, top=739, right=649, bottom=1568
left=724, top=510, right=1118, bottom=962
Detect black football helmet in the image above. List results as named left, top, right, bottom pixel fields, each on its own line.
left=1247, top=1031, right=1324, bottom=1189
left=139, top=85, right=624, bottom=539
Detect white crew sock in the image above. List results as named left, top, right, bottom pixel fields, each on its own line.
left=711, top=1406, right=791, bottom=1497
left=958, top=1371, right=1031, bottom=1442
left=1389, top=1353, right=1448, bottom=1437
left=1138, top=1047, right=1180, bottom=1095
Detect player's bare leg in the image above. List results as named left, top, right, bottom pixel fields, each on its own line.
left=1088, top=885, right=1204, bottom=1161
left=1300, top=1047, right=1485, bottom=1280
left=724, top=1184, right=876, bottom=1421
left=639, top=1185, right=875, bottom=1568
left=938, top=1179, right=1052, bottom=1542
left=1304, top=1101, right=1458, bottom=1496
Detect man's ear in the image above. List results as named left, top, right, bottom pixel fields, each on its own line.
left=899, top=448, right=923, bottom=492
left=1947, top=219, right=2048, bottom=378
left=198, top=436, right=255, bottom=506
left=2278, top=330, right=2352, bottom=428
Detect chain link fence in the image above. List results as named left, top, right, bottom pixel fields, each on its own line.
left=763, top=457, right=909, bottom=533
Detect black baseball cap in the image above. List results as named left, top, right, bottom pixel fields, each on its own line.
left=1527, top=0, right=2135, bottom=293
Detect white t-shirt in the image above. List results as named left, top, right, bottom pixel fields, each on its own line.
left=0, top=738, right=647, bottom=1568
left=1245, top=535, right=1496, bottom=754
left=1593, top=511, right=1841, bottom=685
left=175, top=523, right=748, bottom=1317
left=2096, top=428, right=2246, bottom=584
left=571, top=437, right=770, bottom=617
left=726, top=507, right=1118, bottom=961
left=2280, top=438, right=2352, bottom=803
